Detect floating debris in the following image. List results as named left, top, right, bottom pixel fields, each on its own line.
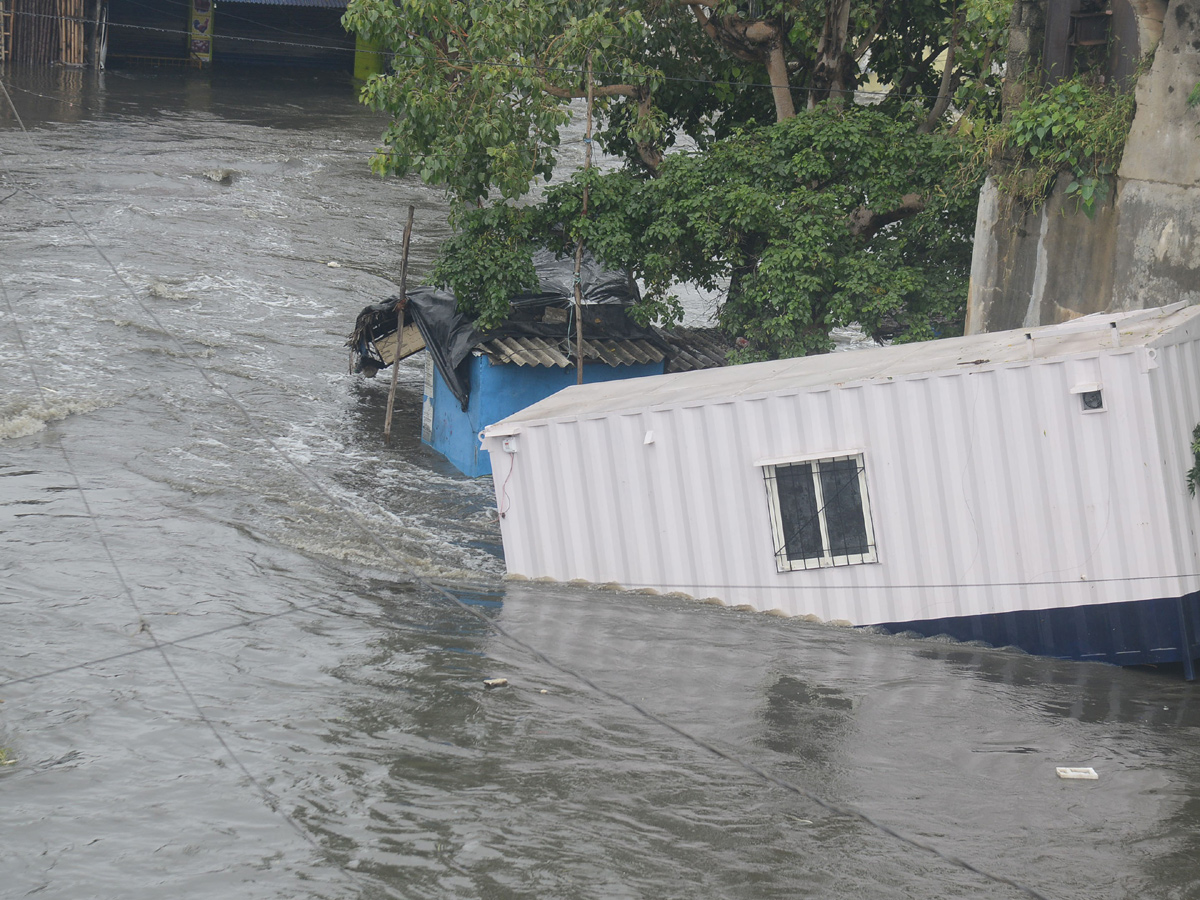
left=483, top=678, right=508, bottom=689
left=1056, top=767, right=1098, bottom=780
left=202, top=169, right=235, bottom=185
left=148, top=282, right=189, bottom=302
left=327, top=261, right=342, bottom=268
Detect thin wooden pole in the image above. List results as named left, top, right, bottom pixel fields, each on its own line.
left=383, top=204, right=416, bottom=445
left=88, top=0, right=99, bottom=68
left=572, top=53, right=593, bottom=386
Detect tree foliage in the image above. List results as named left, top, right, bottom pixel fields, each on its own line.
left=342, top=0, right=1007, bottom=357
left=438, top=106, right=981, bottom=355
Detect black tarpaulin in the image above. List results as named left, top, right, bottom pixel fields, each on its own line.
left=349, top=249, right=670, bottom=411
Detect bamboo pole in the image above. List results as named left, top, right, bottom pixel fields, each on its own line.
left=383, top=205, right=416, bottom=445
left=571, top=53, right=594, bottom=386
left=58, top=0, right=65, bottom=64
left=69, top=0, right=82, bottom=65
left=88, top=0, right=100, bottom=68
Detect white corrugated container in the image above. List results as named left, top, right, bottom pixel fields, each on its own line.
left=482, top=304, right=1200, bottom=671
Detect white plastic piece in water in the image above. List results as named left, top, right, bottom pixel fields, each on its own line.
left=327, top=261, right=342, bottom=268
left=483, top=678, right=508, bottom=689
left=1056, top=766, right=1098, bottom=780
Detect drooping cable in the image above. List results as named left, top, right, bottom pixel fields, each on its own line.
left=0, top=75, right=1050, bottom=900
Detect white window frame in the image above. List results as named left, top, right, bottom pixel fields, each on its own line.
left=760, top=451, right=878, bottom=572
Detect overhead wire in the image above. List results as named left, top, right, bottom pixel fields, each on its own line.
left=0, top=597, right=358, bottom=689
left=0, top=76, right=408, bottom=900
left=0, top=74, right=1049, bottom=900
left=5, top=6, right=966, bottom=104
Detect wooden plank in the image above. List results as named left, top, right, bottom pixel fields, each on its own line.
left=372, top=322, right=425, bottom=366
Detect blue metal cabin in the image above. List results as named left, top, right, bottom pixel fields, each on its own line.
left=349, top=250, right=728, bottom=478
left=423, top=352, right=666, bottom=477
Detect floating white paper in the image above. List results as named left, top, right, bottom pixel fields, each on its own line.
left=1056, top=766, right=1098, bottom=780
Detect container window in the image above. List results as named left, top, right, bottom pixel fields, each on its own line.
left=762, top=453, right=877, bottom=571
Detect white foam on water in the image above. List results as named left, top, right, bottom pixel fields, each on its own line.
left=0, top=393, right=115, bottom=441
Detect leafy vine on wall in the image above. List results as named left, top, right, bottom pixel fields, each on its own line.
left=984, top=75, right=1136, bottom=218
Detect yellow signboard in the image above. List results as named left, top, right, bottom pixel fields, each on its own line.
left=189, top=0, right=212, bottom=65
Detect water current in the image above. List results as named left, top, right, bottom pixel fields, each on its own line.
left=2, top=65, right=1200, bottom=900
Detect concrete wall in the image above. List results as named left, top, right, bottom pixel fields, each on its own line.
left=966, top=0, right=1199, bottom=333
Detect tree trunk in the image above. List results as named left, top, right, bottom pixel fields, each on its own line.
left=765, top=40, right=795, bottom=121
left=816, top=0, right=852, bottom=105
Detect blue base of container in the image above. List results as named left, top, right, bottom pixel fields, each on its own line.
left=876, top=591, right=1200, bottom=679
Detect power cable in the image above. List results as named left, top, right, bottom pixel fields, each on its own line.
left=122, top=0, right=355, bottom=46
left=1, top=267, right=391, bottom=900
left=566, top=572, right=1200, bottom=592
left=0, top=75, right=405, bottom=900
left=0, top=597, right=353, bottom=689
left=5, top=7, right=968, bottom=104
left=0, top=74, right=1049, bottom=900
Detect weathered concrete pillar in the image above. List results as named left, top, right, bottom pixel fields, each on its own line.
left=965, top=0, right=1200, bottom=333
left=1111, top=0, right=1200, bottom=309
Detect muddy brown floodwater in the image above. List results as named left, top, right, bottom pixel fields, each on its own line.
left=3, top=65, right=1200, bottom=900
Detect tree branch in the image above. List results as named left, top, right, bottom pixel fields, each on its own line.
left=848, top=193, right=925, bottom=238
left=686, top=3, right=792, bottom=118
left=919, top=4, right=963, bottom=133
left=635, top=89, right=663, bottom=172
left=853, top=3, right=888, bottom=62
left=894, top=41, right=947, bottom=97
left=542, top=82, right=639, bottom=99
left=687, top=4, right=769, bottom=63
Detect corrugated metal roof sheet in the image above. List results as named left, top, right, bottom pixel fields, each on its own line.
left=483, top=336, right=571, bottom=368
left=661, top=327, right=730, bottom=373
left=220, top=0, right=348, bottom=7
left=477, top=329, right=730, bottom=370
left=494, top=303, right=1200, bottom=426
left=479, top=336, right=667, bottom=368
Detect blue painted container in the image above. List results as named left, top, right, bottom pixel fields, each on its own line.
left=424, top=354, right=665, bottom=477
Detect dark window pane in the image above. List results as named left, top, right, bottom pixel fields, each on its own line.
left=776, top=464, right=823, bottom=561
left=819, top=458, right=869, bottom=557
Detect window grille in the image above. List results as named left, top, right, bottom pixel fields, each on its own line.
left=761, top=453, right=877, bottom=571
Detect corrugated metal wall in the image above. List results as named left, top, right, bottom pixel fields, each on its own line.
left=1150, top=336, right=1200, bottom=593
left=491, top=345, right=1200, bottom=626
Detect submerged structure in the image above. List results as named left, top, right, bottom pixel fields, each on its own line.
left=349, top=250, right=727, bottom=477
left=481, top=303, right=1200, bottom=677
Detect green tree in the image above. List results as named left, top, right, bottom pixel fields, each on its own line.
left=439, top=106, right=980, bottom=356
left=343, top=0, right=1007, bottom=357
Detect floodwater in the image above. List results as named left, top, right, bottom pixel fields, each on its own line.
left=2, top=65, right=1200, bottom=900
